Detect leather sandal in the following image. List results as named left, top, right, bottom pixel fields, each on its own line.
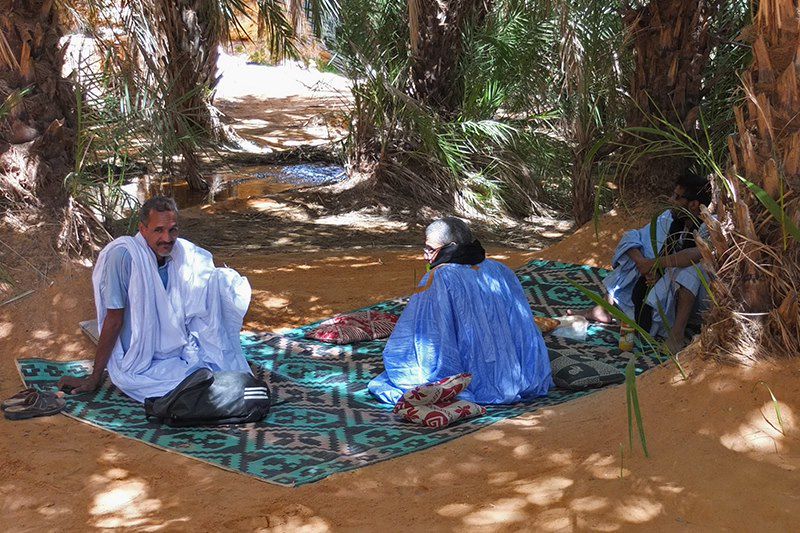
left=3, top=391, right=66, bottom=420
left=1, top=388, right=37, bottom=410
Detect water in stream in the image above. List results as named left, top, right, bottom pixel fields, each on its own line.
left=121, top=162, right=346, bottom=209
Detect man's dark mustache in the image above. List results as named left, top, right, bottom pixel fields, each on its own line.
left=158, top=241, right=175, bottom=246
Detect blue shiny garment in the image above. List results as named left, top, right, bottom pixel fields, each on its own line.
left=368, top=259, right=553, bottom=404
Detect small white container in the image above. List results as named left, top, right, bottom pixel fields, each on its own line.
left=552, top=315, right=589, bottom=341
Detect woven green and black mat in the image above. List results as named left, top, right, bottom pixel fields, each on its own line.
left=16, top=260, right=660, bottom=486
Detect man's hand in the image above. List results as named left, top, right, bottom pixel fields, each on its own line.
left=635, top=257, right=655, bottom=277
left=626, top=248, right=654, bottom=277
left=69, top=308, right=123, bottom=396
left=57, top=374, right=101, bottom=395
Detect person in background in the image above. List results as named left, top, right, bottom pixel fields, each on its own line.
left=570, top=171, right=713, bottom=353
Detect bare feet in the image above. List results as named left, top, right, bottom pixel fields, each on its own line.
left=566, top=305, right=613, bottom=324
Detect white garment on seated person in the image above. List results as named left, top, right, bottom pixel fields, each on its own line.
left=92, top=233, right=252, bottom=402
left=602, top=209, right=674, bottom=319
left=602, top=209, right=711, bottom=337
left=646, top=264, right=710, bottom=339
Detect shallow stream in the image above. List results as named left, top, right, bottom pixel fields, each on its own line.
left=121, top=163, right=346, bottom=209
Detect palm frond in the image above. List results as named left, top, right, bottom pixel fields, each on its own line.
left=255, top=0, right=300, bottom=59
left=0, top=89, right=29, bottom=120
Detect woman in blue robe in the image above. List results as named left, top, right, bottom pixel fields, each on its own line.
left=369, top=218, right=553, bottom=405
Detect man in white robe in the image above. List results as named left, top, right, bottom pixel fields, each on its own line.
left=573, top=172, right=712, bottom=353
left=57, top=196, right=251, bottom=402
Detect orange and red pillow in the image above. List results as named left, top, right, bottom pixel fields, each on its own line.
left=393, top=397, right=486, bottom=428
left=305, top=310, right=399, bottom=344
left=401, top=372, right=472, bottom=406
left=393, top=373, right=486, bottom=428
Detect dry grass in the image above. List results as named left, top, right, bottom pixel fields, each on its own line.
left=699, top=180, right=800, bottom=361
left=698, top=0, right=800, bottom=363
left=0, top=30, right=19, bottom=70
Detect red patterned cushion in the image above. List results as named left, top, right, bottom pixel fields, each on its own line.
left=402, top=373, right=472, bottom=406
left=394, top=397, right=486, bottom=428
left=305, top=310, right=399, bottom=344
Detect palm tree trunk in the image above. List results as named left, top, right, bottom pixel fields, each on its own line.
left=700, top=0, right=800, bottom=359
left=0, top=0, right=75, bottom=211
left=157, top=0, right=218, bottom=191
left=624, top=0, right=717, bottom=192
left=156, top=0, right=273, bottom=191
left=344, top=0, right=492, bottom=201
left=407, top=0, right=490, bottom=115
left=572, top=149, right=595, bottom=226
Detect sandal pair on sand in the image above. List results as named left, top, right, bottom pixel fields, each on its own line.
left=2, top=388, right=66, bottom=420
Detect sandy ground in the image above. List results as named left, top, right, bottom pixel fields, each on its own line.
left=2, top=209, right=799, bottom=532
left=2, top=58, right=799, bottom=532
left=215, top=53, right=351, bottom=150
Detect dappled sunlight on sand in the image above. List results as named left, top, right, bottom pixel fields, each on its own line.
left=650, top=478, right=684, bottom=494
left=345, top=260, right=387, bottom=269
left=510, top=443, right=537, bottom=458
left=570, top=495, right=610, bottom=512
left=487, top=471, right=518, bottom=485
left=582, top=453, right=623, bottom=480
left=0, top=481, right=73, bottom=521
left=444, top=464, right=680, bottom=531
left=430, top=471, right=458, bottom=484
left=470, top=424, right=548, bottom=456
left=314, top=213, right=409, bottom=231
left=463, top=497, right=529, bottom=527
left=437, top=502, right=473, bottom=517
left=90, top=477, right=161, bottom=527
left=707, top=376, right=749, bottom=393
left=246, top=198, right=313, bottom=221
left=472, top=428, right=506, bottom=441
left=456, top=461, right=484, bottom=475
left=0, top=320, right=13, bottom=340
left=257, top=295, right=292, bottom=309
left=531, top=508, right=576, bottom=531
left=441, top=463, right=670, bottom=530
left=615, top=496, right=664, bottom=523
left=87, top=451, right=188, bottom=530
left=546, top=451, right=576, bottom=466
left=719, top=401, right=796, bottom=456
left=1, top=483, right=38, bottom=513
left=514, top=476, right=574, bottom=506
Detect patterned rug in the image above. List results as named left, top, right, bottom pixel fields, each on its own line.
left=16, top=260, right=661, bottom=487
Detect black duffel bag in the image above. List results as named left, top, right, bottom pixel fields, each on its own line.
left=144, top=368, right=271, bottom=427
